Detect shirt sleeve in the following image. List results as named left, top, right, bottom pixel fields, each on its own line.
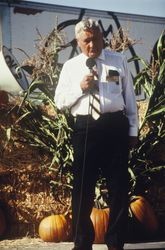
left=122, top=55, right=139, bottom=137
left=54, top=62, right=83, bottom=110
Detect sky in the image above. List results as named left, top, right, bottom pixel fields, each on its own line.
left=25, top=0, right=165, bottom=18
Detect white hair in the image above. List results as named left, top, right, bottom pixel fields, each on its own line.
left=75, top=18, right=101, bottom=38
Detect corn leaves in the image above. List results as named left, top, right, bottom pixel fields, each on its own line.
left=128, top=31, right=165, bottom=195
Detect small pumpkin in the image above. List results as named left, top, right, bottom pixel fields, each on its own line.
left=90, top=207, right=110, bottom=243
left=130, top=196, right=159, bottom=233
left=38, top=214, right=71, bottom=242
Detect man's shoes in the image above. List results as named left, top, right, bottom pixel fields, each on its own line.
left=72, top=248, right=92, bottom=250
left=108, top=247, right=124, bottom=250
left=72, top=246, right=92, bottom=250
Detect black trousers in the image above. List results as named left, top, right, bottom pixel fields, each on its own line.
left=71, top=112, right=129, bottom=248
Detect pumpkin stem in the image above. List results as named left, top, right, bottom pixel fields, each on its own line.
left=94, top=185, right=108, bottom=209
left=129, top=195, right=141, bottom=204
left=94, top=199, right=102, bottom=209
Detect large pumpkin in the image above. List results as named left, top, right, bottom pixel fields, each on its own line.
left=130, top=196, right=159, bottom=233
left=90, top=207, right=109, bottom=244
left=38, top=214, right=71, bottom=242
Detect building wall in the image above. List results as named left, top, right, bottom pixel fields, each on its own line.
left=0, top=1, right=165, bottom=95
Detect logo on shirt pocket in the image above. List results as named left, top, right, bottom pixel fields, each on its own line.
left=106, top=70, right=120, bottom=84
left=106, top=70, right=121, bottom=93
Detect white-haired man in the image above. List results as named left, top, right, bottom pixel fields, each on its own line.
left=55, top=18, right=138, bottom=250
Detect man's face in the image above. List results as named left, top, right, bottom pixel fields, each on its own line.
left=77, top=28, right=103, bottom=58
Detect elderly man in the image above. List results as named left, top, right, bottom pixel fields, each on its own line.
left=54, top=18, right=138, bottom=250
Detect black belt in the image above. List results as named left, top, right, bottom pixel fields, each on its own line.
left=73, top=110, right=125, bottom=123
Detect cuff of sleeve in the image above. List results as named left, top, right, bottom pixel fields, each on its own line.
left=129, top=127, right=138, bottom=137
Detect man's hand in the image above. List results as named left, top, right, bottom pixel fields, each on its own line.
left=80, top=74, right=96, bottom=93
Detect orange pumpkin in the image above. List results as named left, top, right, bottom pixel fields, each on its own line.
left=38, top=214, right=71, bottom=242
left=130, top=196, right=159, bottom=233
left=90, top=207, right=109, bottom=243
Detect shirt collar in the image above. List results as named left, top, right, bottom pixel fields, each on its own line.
left=82, top=49, right=105, bottom=61
left=97, top=49, right=105, bottom=61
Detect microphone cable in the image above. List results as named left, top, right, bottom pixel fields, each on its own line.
left=74, top=58, right=96, bottom=244
left=74, top=94, right=91, bottom=244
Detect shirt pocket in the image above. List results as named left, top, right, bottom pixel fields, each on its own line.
left=105, top=68, right=122, bottom=94
left=106, top=79, right=122, bottom=94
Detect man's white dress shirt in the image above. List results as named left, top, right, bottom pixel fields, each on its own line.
left=54, top=49, right=138, bottom=137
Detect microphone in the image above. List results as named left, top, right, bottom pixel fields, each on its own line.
left=86, top=58, right=98, bottom=92
left=86, top=58, right=96, bottom=72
